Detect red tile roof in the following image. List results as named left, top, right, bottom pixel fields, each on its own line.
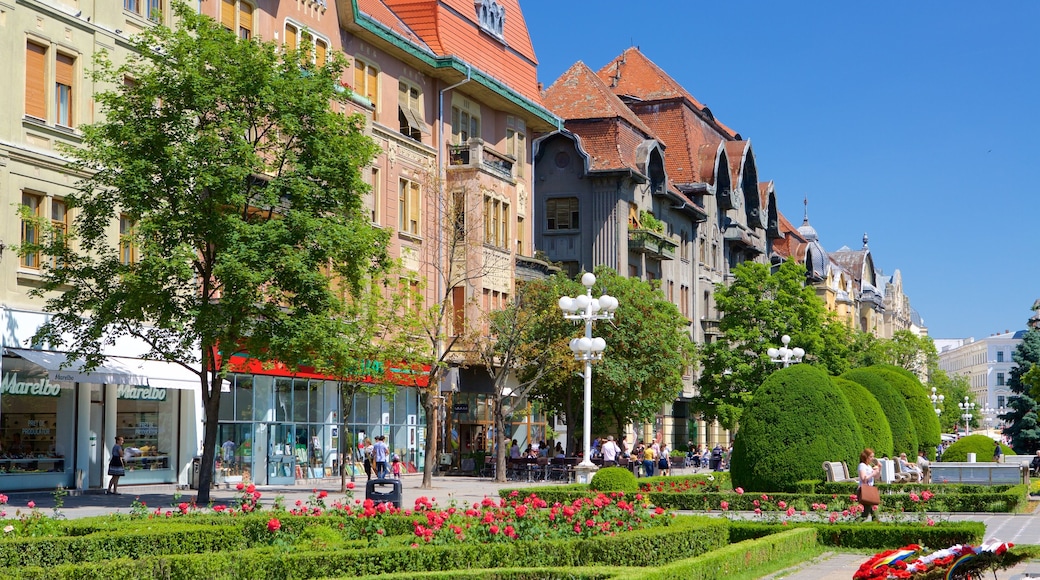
left=371, top=0, right=542, bottom=103
left=356, top=0, right=430, bottom=49
left=542, top=62, right=656, bottom=137
left=773, top=210, right=806, bottom=261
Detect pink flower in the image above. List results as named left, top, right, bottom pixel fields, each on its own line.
left=786, top=507, right=795, bottom=517
left=267, top=518, right=281, bottom=532
left=777, top=500, right=787, bottom=509
left=719, top=501, right=729, bottom=511
left=829, top=512, right=838, bottom=523
left=735, top=487, right=744, bottom=495
left=27, top=501, right=35, bottom=509
left=754, top=508, right=761, bottom=515
left=0, top=494, right=8, bottom=504
left=909, top=492, right=920, bottom=502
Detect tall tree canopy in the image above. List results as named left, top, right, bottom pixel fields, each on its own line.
left=516, top=268, right=694, bottom=447
left=1003, top=328, right=1040, bottom=452
left=19, top=3, right=387, bottom=502
left=694, top=260, right=849, bottom=429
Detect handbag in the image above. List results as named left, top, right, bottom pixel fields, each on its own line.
left=858, top=484, right=881, bottom=507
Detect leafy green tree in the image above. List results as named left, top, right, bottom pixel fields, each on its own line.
left=730, top=365, right=863, bottom=492
left=848, top=329, right=938, bottom=378
left=18, top=4, right=386, bottom=502
left=518, top=268, right=694, bottom=450
left=1004, top=328, right=1040, bottom=452
left=694, top=260, right=847, bottom=429
left=831, top=377, right=893, bottom=457
left=927, top=369, right=972, bottom=433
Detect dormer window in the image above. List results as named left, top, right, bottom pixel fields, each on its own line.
left=475, top=0, right=505, bottom=39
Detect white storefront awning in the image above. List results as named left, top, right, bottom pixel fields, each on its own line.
left=8, top=348, right=199, bottom=390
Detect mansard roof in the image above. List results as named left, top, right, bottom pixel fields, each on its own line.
left=342, top=0, right=559, bottom=130
left=772, top=211, right=806, bottom=261
left=543, top=62, right=656, bottom=137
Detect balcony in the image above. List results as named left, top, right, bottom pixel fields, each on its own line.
left=628, top=229, right=678, bottom=261
left=701, top=317, right=721, bottom=337
left=447, top=139, right=514, bottom=181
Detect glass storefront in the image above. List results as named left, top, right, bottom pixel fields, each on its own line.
left=0, top=357, right=73, bottom=487
left=346, top=387, right=424, bottom=475
left=116, top=385, right=178, bottom=484
left=442, top=391, right=547, bottom=471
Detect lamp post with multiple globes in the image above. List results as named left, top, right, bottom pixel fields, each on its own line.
left=767, top=335, right=805, bottom=368
left=930, top=387, right=945, bottom=417
left=959, top=396, right=976, bottom=436
left=558, top=273, right=619, bottom=472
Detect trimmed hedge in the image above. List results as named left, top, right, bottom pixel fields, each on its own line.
left=0, top=516, right=728, bottom=580
left=731, top=365, right=863, bottom=492
left=728, top=519, right=984, bottom=549
left=831, top=376, right=893, bottom=458
left=940, top=434, right=1014, bottom=463
left=871, top=366, right=941, bottom=459
left=842, top=368, right=918, bottom=457
left=589, top=467, right=638, bottom=493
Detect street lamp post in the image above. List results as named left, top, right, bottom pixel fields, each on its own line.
left=981, top=405, right=997, bottom=432
left=767, top=335, right=805, bottom=368
left=958, top=396, right=976, bottom=436
left=930, top=387, right=945, bottom=417
left=559, top=273, right=619, bottom=471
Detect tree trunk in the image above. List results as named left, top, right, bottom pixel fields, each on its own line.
left=420, top=390, right=438, bottom=489
left=339, top=384, right=356, bottom=492
left=196, top=378, right=220, bottom=504
left=494, top=402, right=506, bottom=482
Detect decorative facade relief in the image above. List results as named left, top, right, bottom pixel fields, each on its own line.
left=475, top=0, right=505, bottom=39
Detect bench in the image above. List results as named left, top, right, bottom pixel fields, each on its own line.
left=822, top=461, right=857, bottom=483
left=928, top=462, right=1029, bottom=485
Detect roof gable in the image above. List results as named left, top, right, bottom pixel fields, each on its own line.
left=543, top=62, right=656, bottom=137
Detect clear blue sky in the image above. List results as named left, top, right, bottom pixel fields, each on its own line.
left=524, top=1, right=1040, bottom=340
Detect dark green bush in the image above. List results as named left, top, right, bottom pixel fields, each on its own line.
left=589, top=467, right=638, bottom=493
left=940, top=434, right=1014, bottom=462
left=728, top=520, right=984, bottom=548
left=842, top=368, right=918, bottom=456
left=730, top=365, right=864, bottom=493
left=871, top=365, right=941, bottom=459
left=831, top=376, right=893, bottom=457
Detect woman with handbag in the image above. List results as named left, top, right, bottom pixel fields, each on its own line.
left=107, top=436, right=126, bottom=495
left=857, top=448, right=881, bottom=520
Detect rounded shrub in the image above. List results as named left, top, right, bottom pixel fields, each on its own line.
left=730, top=365, right=864, bottom=493
left=940, top=434, right=1014, bottom=462
left=589, top=466, right=638, bottom=493
left=842, top=368, right=918, bottom=457
left=871, top=365, right=941, bottom=460
left=831, top=376, right=893, bottom=458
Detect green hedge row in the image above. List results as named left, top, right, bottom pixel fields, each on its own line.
left=0, top=516, right=728, bottom=579
left=728, top=520, right=985, bottom=549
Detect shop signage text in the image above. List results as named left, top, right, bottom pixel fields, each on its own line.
left=1, top=373, right=61, bottom=397
left=453, top=403, right=469, bottom=414
left=23, top=419, right=51, bottom=436
left=117, top=385, right=167, bottom=401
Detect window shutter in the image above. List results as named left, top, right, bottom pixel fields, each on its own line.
left=409, top=182, right=420, bottom=234
left=285, top=23, right=297, bottom=50
left=25, top=41, right=47, bottom=120
left=238, top=2, right=253, bottom=38
left=221, top=0, right=236, bottom=30
left=55, top=53, right=74, bottom=88
left=366, top=66, right=377, bottom=100
left=315, top=40, right=327, bottom=66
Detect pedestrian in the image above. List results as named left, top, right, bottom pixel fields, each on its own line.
left=641, top=442, right=656, bottom=478
left=391, top=454, right=402, bottom=479
left=857, top=448, right=881, bottom=521
left=601, top=435, right=621, bottom=467
left=993, top=440, right=1003, bottom=463
left=361, top=437, right=373, bottom=480
left=658, top=442, right=671, bottom=476
left=373, top=435, right=390, bottom=479
left=107, top=436, right=126, bottom=495
left=509, top=439, right=520, bottom=459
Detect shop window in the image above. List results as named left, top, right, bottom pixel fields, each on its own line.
left=398, top=80, right=424, bottom=141
left=20, top=192, right=42, bottom=269
left=117, top=392, right=173, bottom=474
left=451, top=104, right=480, bottom=145
left=545, top=197, right=578, bottom=231
left=353, top=58, right=379, bottom=118
left=0, top=359, right=70, bottom=474
left=506, top=116, right=525, bottom=177
left=119, top=214, right=137, bottom=265
left=25, top=40, right=47, bottom=121
left=398, top=177, right=421, bottom=236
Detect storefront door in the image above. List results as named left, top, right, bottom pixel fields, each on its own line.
left=266, top=423, right=296, bottom=485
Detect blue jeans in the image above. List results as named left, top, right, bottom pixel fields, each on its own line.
left=376, top=461, right=388, bottom=479
left=642, top=460, right=654, bottom=477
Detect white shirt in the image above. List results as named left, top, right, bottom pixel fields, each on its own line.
left=602, top=440, right=620, bottom=462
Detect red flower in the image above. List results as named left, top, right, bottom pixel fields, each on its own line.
left=267, top=518, right=281, bottom=532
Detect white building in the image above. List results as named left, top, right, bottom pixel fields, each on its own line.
left=936, top=331, right=1025, bottom=422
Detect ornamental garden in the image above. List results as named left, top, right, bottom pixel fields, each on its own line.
left=0, top=365, right=1035, bottom=579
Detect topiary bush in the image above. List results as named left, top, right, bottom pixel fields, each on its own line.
left=940, top=434, right=1014, bottom=462
left=730, top=365, right=864, bottom=493
left=842, top=368, right=918, bottom=457
left=589, top=467, right=638, bottom=493
left=871, top=365, right=941, bottom=460
left=831, top=377, right=893, bottom=458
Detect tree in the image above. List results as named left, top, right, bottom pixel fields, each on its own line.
left=850, top=330, right=938, bottom=377
left=478, top=286, right=555, bottom=482
left=927, top=369, right=972, bottom=433
left=518, top=268, right=694, bottom=449
left=842, top=368, right=918, bottom=456
left=694, top=259, right=846, bottom=429
left=1003, top=328, right=1040, bottom=452
left=19, top=4, right=387, bottom=502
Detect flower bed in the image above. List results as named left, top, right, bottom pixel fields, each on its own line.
left=854, top=540, right=1023, bottom=579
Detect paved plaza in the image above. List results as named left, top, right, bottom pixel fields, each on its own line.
left=3, top=474, right=1040, bottom=579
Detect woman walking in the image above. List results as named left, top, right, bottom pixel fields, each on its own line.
left=107, top=436, right=126, bottom=495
